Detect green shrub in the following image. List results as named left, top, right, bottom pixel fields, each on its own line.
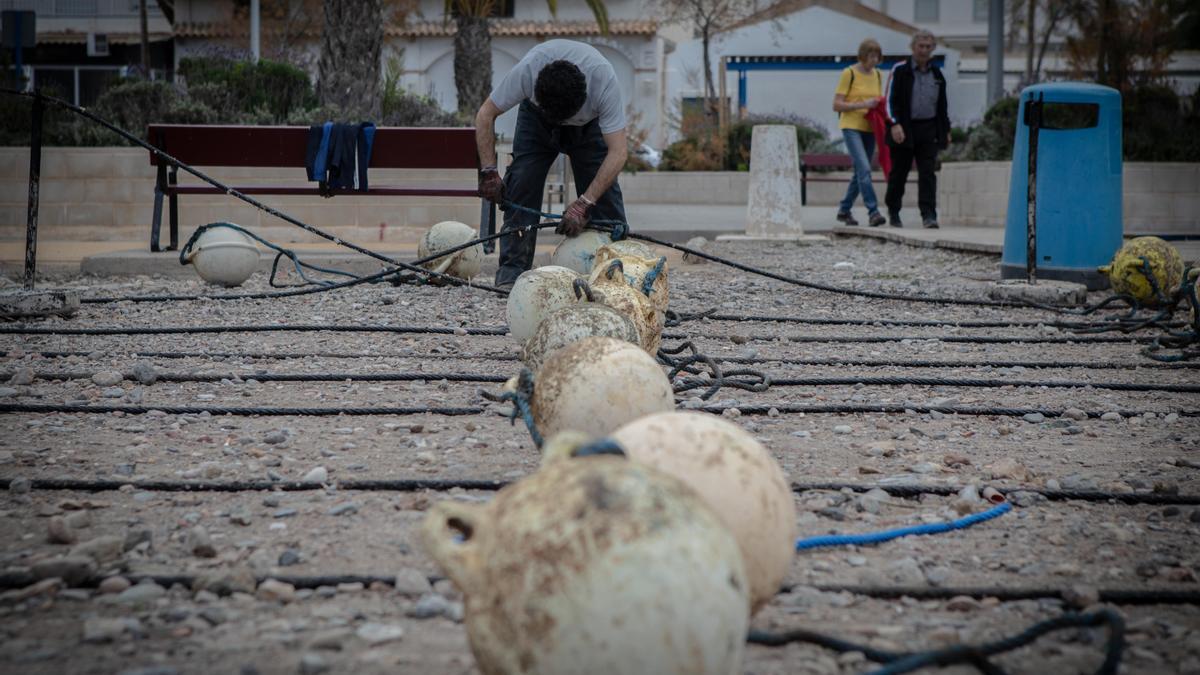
left=178, top=56, right=315, bottom=122
left=725, top=114, right=828, bottom=171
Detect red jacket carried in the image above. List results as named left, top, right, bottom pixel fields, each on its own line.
left=865, top=98, right=892, bottom=178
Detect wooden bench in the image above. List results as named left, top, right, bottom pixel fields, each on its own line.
left=800, top=152, right=913, bottom=206
left=147, top=124, right=494, bottom=252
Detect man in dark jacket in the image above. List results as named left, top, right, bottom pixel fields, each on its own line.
left=884, top=30, right=950, bottom=229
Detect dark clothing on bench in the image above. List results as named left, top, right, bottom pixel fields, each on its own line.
left=496, top=100, right=627, bottom=286
left=305, top=122, right=376, bottom=195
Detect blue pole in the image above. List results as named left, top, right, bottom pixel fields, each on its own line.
left=737, top=70, right=747, bottom=118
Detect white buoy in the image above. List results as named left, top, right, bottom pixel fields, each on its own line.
left=185, top=224, right=261, bottom=287
left=550, top=230, right=611, bottom=274
left=418, top=220, right=484, bottom=280
left=504, top=265, right=580, bottom=345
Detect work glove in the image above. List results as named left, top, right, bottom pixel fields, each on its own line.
left=557, top=196, right=593, bottom=237
left=478, top=166, right=503, bottom=202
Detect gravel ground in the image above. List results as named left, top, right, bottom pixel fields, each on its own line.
left=2, top=236, right=1198, bottom=675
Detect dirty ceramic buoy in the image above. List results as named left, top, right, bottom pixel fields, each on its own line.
left=580, top=270, right=664, bottom=355
left=530, top=336, right=674, bottom=438
left=609, top=411, right=797, bottom=613
left=589, top=249, right=669, bottom=313
left=597, top=239, right=656, bottom=260
left=1098, top=236, right=1184, bottom=307
left=550, top=230, right=612, bottom=275
left=505, top=265, right=580, bottom=345
left=421, top=455, right=749, bottom=675
left=186, top=224, right=260, bottom=287
left=418, top=220, right=485, bottom=280
left=520, top=302, right=640, bottom=373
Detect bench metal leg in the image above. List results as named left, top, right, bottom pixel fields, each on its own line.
left=150, top=162, right=166, bottom=252
left=479, top=198, right=496, bottom=254
left=800, top=165, right=808, bottom=206
left=167, top=166, right=179, bottom=251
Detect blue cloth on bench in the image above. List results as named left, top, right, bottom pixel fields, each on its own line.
left=305, top=122, right=375, bottom=195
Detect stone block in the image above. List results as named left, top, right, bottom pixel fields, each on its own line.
left=0, top=289, right=80, bottom=318
left=745, top=125, right=806, bottom=236
left=64, top=203, right=114, bottom=228
left=1125, top=192, right=1171, bottom=220
left=1171, top=193, right=1200, bottom=224
left=40, top=179, right=86, bottom=203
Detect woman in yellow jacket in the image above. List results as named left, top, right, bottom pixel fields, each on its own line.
left=833, top=39, right=885, bottom=227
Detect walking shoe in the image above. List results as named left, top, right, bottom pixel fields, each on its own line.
left=888, top=212, right=903, bottom=228
left=494, top=279, right=515, bottom=292
left=836, top=211, right=859, bottom=226
left=922, top=218, right=939, bottom=229
left=867, top=212, right=886, bottom=227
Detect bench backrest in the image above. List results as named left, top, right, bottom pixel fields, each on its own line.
left=801, top=153, right=854, bottom=169
left=147, top=125, right=478, bottom=170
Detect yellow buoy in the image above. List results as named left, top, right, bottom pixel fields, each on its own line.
left=1098, top=236, right=1184, bottom=306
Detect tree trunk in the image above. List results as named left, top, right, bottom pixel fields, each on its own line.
left=140, top=0, right=150, bottom=78
left=318, top=0, right=383, bottom=120
left=454, top=14, right=493, bottom=119
left=1025, top=0, right=1035, bottom=84
left=701, top=30, right=717, bottom=124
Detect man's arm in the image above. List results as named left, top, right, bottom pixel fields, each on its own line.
left=474, top=98, right=503, bottom=168
left=582, top=128, right=628, bottom=203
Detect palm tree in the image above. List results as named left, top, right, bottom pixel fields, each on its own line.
left=446, top=0, right=609, bottom=119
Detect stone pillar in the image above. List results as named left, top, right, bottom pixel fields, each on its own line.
left=741, top=125, right=818, bottom=240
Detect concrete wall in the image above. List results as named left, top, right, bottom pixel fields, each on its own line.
left=940, top=161, right=1200, bottom=236
left=2, top=149, right=1196, bottom=241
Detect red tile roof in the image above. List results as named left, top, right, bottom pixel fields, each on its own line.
left=174, top=18, right=657, bottom=40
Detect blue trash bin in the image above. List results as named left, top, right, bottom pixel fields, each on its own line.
left=1000, top=83, right=1123, bottom=290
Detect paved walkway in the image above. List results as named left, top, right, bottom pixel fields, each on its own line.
left=2, top=203, right=1195, bottom=277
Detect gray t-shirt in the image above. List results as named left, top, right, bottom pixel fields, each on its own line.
left=911, top=66, right=939, bottom=120
left=489, top=39, right=626, bottom=134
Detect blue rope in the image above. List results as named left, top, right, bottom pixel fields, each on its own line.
left=571, top=438, right=626, bottom=458
left=795, top=502, right=1012, bottom=551
left=495, top=368, right=543, bottom=448
left=641, top=256, right=667, bottom=297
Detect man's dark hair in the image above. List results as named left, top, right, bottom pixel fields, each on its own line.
left=534, top=60, right=587, bottom=122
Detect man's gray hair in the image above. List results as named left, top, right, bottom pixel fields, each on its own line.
left=911, top=29, right=936, bottom=45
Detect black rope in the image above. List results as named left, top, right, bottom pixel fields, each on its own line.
left=4, top=402, right=1193, bottom=419
left=4, top=477, right=1197, bottom=505
left=763, top=375, right=1200, bottom=394
left=788, top=482, right=1200, bottom=506
left=802, top=584, right=1200, bottom=605
left=631, top=231, right=1111, bottom=313
left=664, top=309, right=1186, bottom=332
left=11, top=350, right=1197, bottom=370
left=750, top=609, right=1125, bottom=675
left=0, top=403, right=483, bottom=416
left=0, top=325, right=507, bottom=336
left=0, top=324, right=1158, bottom=345
left=4, top=371, right=510, bottom=384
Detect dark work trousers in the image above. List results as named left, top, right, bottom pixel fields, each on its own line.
left=885, top=118, right=940, bottom=221
left=496, top=100, right=627, bottom=286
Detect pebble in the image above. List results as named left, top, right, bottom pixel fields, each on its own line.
left=192, top=567, right=257, bottom=596
left=308, top=628, right=352, bottom=651
left=301, top=466, right=328, bottom=483
left=8, top=367, right=34, bottom=385
left=1063, top=407, right=1088, bottom=421
left=99, top=576, right=132, bottom=594
left=327, top=502, right=360, bottom=516
left=278, top=549, right=302, bottom=566
left=298, top=653, right=330, bottom=675
left=70, top=535, right=124, bottom=564
left=1022, top=412, right=1045, bottom=424
left=1190, top=509, right=1200, bottom=524
left=1062, top=584, right=1100, bottom=609
left=32, top=556, right=96, bottom=586
left=264, top=430, right=289, bottom=445
left=945, top=595, right=981, bottom=611
left=393, top=568, right=433, bottom=596
left=924, top=566, right=952, bottom=586
left=229, top=509, right=253, bottom=526
left=791, top=430, right=811, bottom=439
left=988, top=458, right=1030, bottom=481
left=115, top=581, right=167, bottom=606
left=273, top=508, right=299, bottom=519
left=407, top=593, right=452, bottom=619
left=833, top=261, right=855, bottom=270
left=9, top=476, right=32, bottom=493
left=83, top=617, right=142, bottom=643
left=0, top=386, right=16, bottom=397
left=47, top=516, right=77, bottom=544
left=91, top=371, right=124, bottom=387
left=256, top=578, right=297, bottom=603
left=355, top=622, right=405, bottom=645
left=101, top=387, right=125, bottom=398
left=833, top=425, right=852, bottom=435
left=1100, top=412, right=1122, bottom=422
left=131, top=361, right=159, bottom=385
left=189, top=526, right=217, bottom=558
